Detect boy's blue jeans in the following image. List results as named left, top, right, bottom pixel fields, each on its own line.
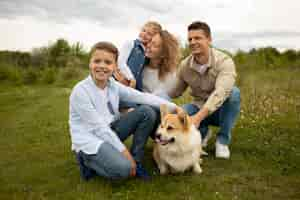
left=76, top=105, right=158, bottom=180
left=182, top=87, right=240, bottom=145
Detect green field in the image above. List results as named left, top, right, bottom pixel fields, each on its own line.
left=0, top=68, right=300, bottom=200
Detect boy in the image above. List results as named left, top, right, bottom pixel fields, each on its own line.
left=69, top=41, right=177, bottom=181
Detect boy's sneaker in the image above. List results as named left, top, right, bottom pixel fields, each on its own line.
left=215, top=141, right=230, bottom=159
left=136, top=163, right=151, bottom=181
left=202, top=129, right=213, bottom=148
left=75, top=153, right=96, bottom=181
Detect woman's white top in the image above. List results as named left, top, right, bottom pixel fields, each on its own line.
left=142, top=67, right=177, bottom=98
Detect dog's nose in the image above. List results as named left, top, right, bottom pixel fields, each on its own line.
left=155, top=134, right=161, bottom=139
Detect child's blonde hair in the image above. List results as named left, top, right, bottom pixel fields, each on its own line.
left=143, top=21, right=162, bottom=34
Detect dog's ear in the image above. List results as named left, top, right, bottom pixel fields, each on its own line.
left=178, top=111, right=191, bottom=132
left=160, top=104, right=169, bottom=119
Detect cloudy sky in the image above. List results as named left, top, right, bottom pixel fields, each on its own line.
left=1, top=0, right=300, bottom=52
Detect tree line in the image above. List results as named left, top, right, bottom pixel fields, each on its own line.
left=1, top=38, right=300, bottom=70
left=0, top=39, right=88, bottom=69
left=0, top=38, right=299, bottom=86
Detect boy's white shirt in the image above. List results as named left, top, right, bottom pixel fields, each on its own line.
left=97, top=87, right=114, bottom=123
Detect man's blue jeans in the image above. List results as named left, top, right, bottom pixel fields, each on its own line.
left=77, top=105, right=158, bottom=180
left=182, top=87, right=240, bottom=145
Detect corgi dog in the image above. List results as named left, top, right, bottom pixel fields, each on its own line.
left=153, top=105, right=203, bottom=175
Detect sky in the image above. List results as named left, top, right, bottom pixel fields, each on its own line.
left=1, top=0, right=300, bottom=53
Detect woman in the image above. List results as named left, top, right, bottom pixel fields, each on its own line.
left=142, top=30, right=180, bottom=99
left=116, top=29, right=180, bottom=110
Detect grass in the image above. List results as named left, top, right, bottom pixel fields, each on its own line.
left=0, top=68, right=300, bottom=200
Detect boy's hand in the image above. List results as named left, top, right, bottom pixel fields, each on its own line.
left=121, top=149, right=136, bottom=177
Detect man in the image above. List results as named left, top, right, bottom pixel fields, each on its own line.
left=169, top=21, right=240, bottom=159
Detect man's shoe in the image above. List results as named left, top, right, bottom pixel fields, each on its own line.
left=215, top=141, right=230, bottom=159
left=202, top=129, right=213, bottom=148
left=136, top=163, right=151, bottom=181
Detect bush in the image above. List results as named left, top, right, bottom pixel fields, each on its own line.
left=55, top=66, right=88, bottom=87
left=11, top=69, right=23, bottom=85
left=41, top=67, right=57, bottom=84
left=0, top=65, right=11, bottom=81
left=22, top=67, right=39, bottom=84
left=0, top=65, right=23, bottom=85
left=60, top=66, right=82, bottom=81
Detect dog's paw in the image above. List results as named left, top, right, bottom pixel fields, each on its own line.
left=159, top=164, right=169, bottom=175
left=199, top=158, right=203, bottom=164
left=160, top=169, right=169, bottom=175
left=201, top=150, right=208, bottom=156
left=193, top=163, right=202, bottom=174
